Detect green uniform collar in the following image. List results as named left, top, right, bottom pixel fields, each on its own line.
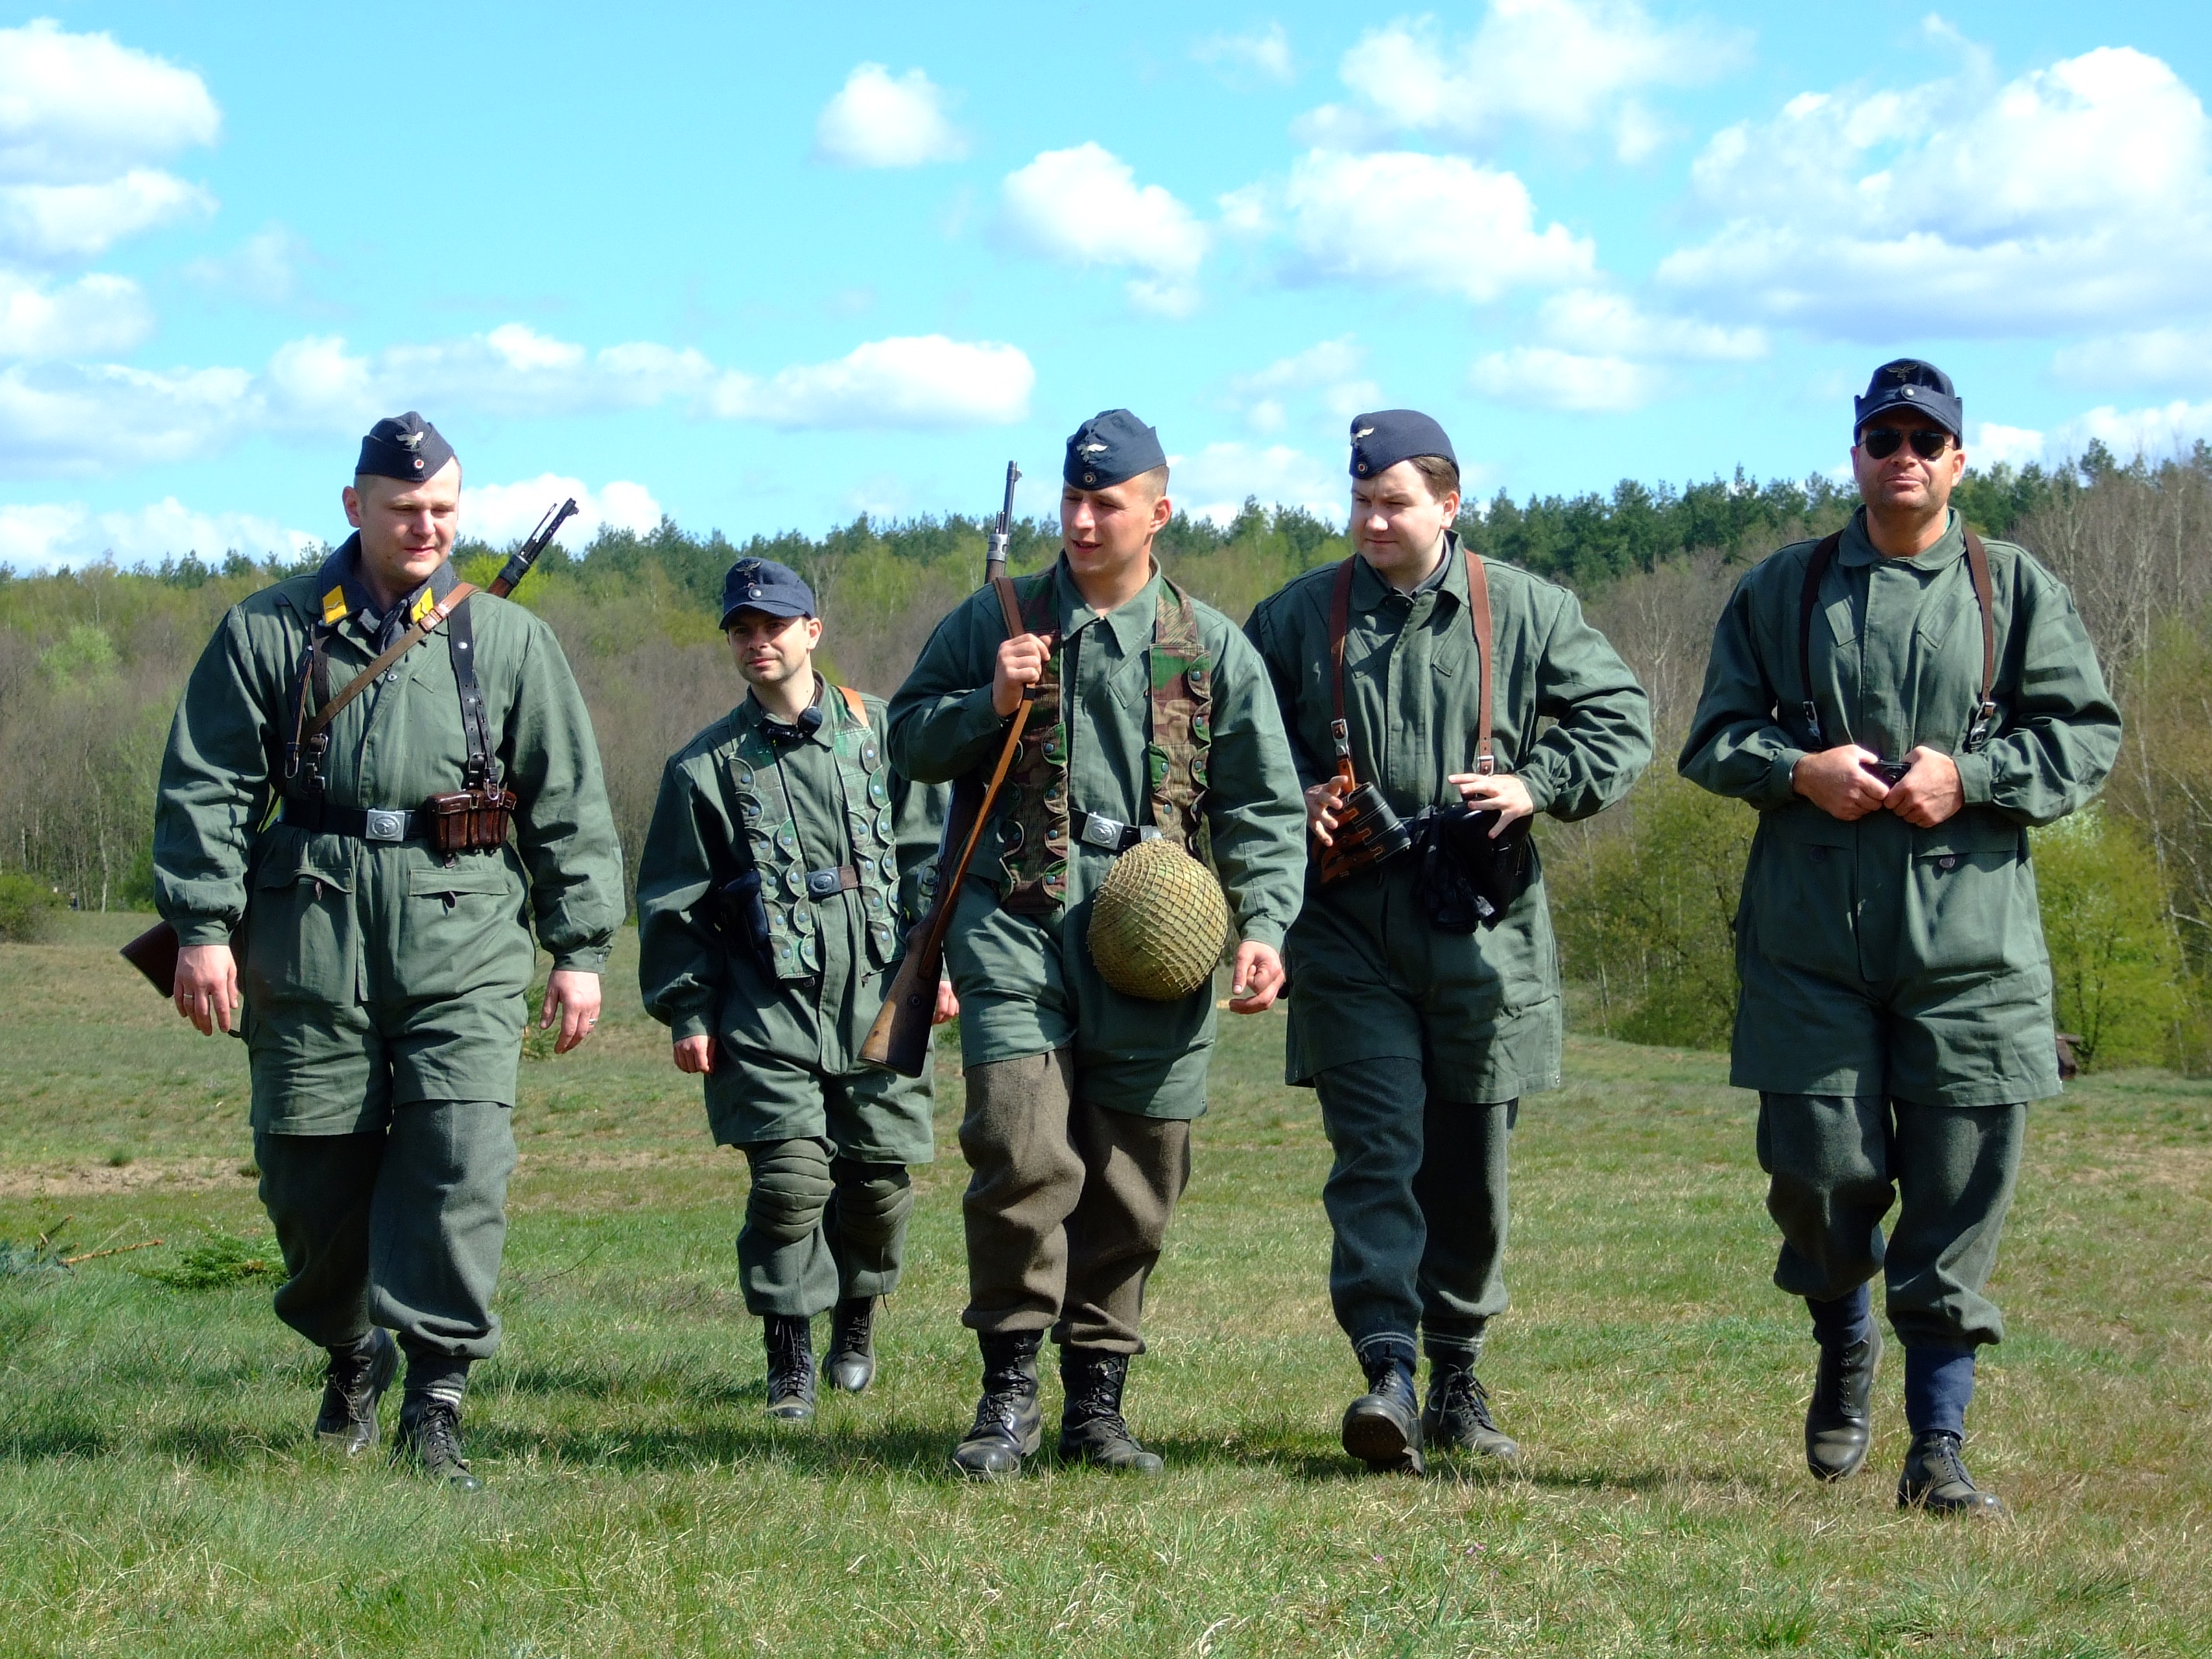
left=310, top=531, right=460, bottom=645
left=1052, top=554, right=1166, bottom=651
left=1348, top=530, right=1468, bottom=615
left=1837, top=506, right=1966, bottom=572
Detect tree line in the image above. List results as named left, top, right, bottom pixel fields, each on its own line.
left=2, top=443, right=2202, bottom=1070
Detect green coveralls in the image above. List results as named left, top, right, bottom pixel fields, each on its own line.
left=887, top=558, right=1306, bottom=1351
left=1679, top=507, right=2120, bottom=1350
left=636, top=680, right=944, bottom=1318
left=1246, top=537, right=1652, bottom=1364
left=154, top=538, right=624, bottom=1372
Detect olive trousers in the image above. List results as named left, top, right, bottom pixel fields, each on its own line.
left=1316, top=1059, right=1515, bottom=1366
left=1756, top=1093, right=2025, bottom=1348
left=254, top=1100, right=516, bottom=1365
left=737, top=1136, right=914, bottom=1318
left=958, top=1047, right=1191, bottom=1355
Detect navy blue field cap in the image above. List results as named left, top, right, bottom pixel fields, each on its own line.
left=356, top=412, right=456, bottom=482
left=719, top=558, right=816, bottom=628
left=1855, top=360, right=1962, bottom=440
left=1064, top=409, right=1167, bottom=489
left=1349, top=409, right=1456, bottom=478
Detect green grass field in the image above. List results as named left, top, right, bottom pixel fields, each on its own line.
left=3, top=913, right=2207, bottom=1657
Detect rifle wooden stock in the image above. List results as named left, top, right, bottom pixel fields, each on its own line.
left=861, top=695, right=1034, bottom=1076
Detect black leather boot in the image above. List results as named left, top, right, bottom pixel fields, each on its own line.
left=1057, top=1348, right=1163, bottom=1473
left=314, top=1328, right=397, bottom=1456
left=393, top=1393, right=483, bottom=1491
left=825, top=1297, right=877, bottom=1394
left=763, top=1313, right=816, bottom=1421
left=1897, top=1431, right=2005, bottom=1516
left=951, top=1331, right=1042, bottom=1480
left=1342, top=1346, right=1424, bottom=1476
left=1422, top=1362, right=1518, bottom=1460
left=1805, top=1325, right=1882, bottom=1482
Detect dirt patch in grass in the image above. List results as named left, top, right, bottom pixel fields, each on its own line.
left=0, top=1156, right=252, bottom=1198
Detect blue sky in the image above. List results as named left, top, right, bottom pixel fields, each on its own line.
left=5, top=1, right=2212, bottom=567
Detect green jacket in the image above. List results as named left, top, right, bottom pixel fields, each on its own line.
left=1678, top=507, right=2122, bottom=1102
left=1246, top=537, right=1653, bottom=1097
left=635, top=680, right=944, bottom=1153
left=886, top=558, right=1307, bottom=1118
left=153, top=540, right=624, bottom=1122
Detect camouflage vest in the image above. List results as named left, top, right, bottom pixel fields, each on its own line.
left=998, top=570, right=1212, bottom=914
left=720, top=687, right=901, bottom=980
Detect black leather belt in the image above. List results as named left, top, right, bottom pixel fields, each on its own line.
left=1073, top=812, right=1162, bottom=853
left=282, top=800, right=426, bottom=841
left=804, top=864, right=863, bottom=899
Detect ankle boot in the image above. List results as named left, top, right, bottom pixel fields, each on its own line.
left=1805, top=1325, right=1881, bottom=1482
left=1342, top=1343, right=1424, bottom=1476
left=393, top=1392, right=482, bottom=1491
left=763, top=1313, right=816, bottom=1422
left=314, top=1328, right=397, bottom=1456
left=1422, top=1362, right=1518, bottom=1460
left=1057, top=1348, right=1163, bottom=1473
left=1897, top=1430, right=2004, bottom=1516
left=824, top=1297, right=877, bottom=1393
left=951, top=1331, right=1042, bottom=1480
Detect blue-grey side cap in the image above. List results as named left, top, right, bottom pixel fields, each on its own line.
left=1064, top=409, right=1167, bottom=489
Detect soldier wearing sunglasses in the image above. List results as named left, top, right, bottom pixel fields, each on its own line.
left=1681, top=360, right=2120, bottom=1515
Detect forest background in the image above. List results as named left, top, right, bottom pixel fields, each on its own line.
left=2, top=447, right=2205, bottom=1072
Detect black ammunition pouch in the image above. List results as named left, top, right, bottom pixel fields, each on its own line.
left=1317, top=781, right=1415, bottom=885
left=713, top=868, right=775, bottom=972
left=1410, top=803, right=1532, bottom=933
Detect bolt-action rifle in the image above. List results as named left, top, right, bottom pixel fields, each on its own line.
left=120, top=499, right=579, bottom=997
left=861, top=462, right=1028, bottom=1076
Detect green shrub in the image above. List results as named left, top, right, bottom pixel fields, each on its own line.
left=0, top=870, right=62, bottom=942
left=137, top=1232, right=279, bottom=1291
left=2033, top=809, right=2190, bottom=1069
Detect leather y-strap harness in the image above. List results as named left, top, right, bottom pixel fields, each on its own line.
left=283, top=582, right=479, bottom=787
left=1796, top=525, right=1998, bottom=751
left=1327, top=545, right=1499, bottom=789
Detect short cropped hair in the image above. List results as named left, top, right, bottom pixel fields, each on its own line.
left=1408, top=454, right=1459, bottom=503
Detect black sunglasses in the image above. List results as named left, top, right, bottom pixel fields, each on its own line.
left=1859, top=427, right=1954, bottom=461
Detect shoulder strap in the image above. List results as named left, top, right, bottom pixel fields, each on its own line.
left=834, top=683, right=866, bottom=722
left=1464, top=550, right=1497, bottom=776
left=1327, top=557, right=1358, bottom=788
left=1796, top=535, right=1842, bottom=746
left=992, top=574, right=1025, bottom=641
left=1962, top=530, right=1999, bottom=750
left=448, top=595, right=494, bottom=788
left=301, top=582, right=478, bottom=748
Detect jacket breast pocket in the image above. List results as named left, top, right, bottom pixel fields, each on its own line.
left=243, top=860, right=356, bottom=1008
left=1747, top=810, right=1860, bottom=980
left=402, top=857, right=531, bottom=1000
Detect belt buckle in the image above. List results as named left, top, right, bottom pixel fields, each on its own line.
left=805, top=867, right=842, bottom=899
left=364, top=809, right=405, bottom=841
left=1080, top=812, right=1126, bottom=850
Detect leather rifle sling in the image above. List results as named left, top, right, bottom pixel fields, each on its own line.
left=1797, top=529, right=1998, bottom=751
left=297, top=583, right=478, bottom=750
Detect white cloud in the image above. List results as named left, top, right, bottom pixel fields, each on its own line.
left=1534, top=289, right=1764, bottom=362
left=1299, top=2, right=1746, bottom=159
left=1194, top=23, right=1295, bottom=88
left=1277, top=149, right=1594, bottom=302
left=1659, top=45, right=2212, bottom=338
left=0, top=167, right=214, bottom=262
left=1167, top=441, right=1345, bottom=527
left=0, top=497, right=313, bottom=571
left=1970, top=422, right=2048, bottom=472
left=0, top=20, right=220, bottom=185
left=0, top=326, right=1035, bottom=476
left=712, top=334, right=1032, bottom=428
left=1470, top=346, right=1659, bottom=412
left=463, top=475, right=664, bottom=548
left=183, top=224, right=313, bottom=307
left=1973, top=402, right=2212, bottom=471
left=814, top=64, right=967, bottom=168
left=1225, top=336, right=1380, bottom=433
left=1001, top=144, right=1209, bottom=315
left=0, top=270, right=151, bottom=358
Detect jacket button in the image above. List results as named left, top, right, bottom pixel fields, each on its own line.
left=1939, top=855, right=1958, bottom=871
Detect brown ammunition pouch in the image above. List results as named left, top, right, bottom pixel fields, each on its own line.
left=1318, top=548, right=1525, bottom=929
left=422, top=785, right=518, bottom=854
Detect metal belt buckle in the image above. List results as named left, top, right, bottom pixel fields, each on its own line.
left=364, top=809, right=406, bottom=841
left=1080, top=812, right=1127, bottom=850
left=805, top=867, right=843, bottom=899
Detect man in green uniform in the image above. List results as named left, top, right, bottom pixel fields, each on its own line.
left=888, top=409, right=1306, bottom=1478
left=155, top=413, right=624, bottom=1490
left=637, top=557, right=948, bottom=1421
left=1681, top=360, right=2121, bottom=1515
left=1247, top=409, right=1652, bottom=1475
